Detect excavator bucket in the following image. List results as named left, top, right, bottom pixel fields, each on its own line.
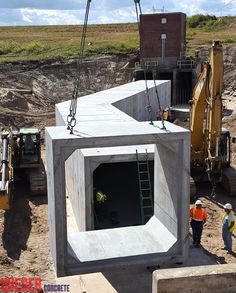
left=0, top=190, right=10, bottom=210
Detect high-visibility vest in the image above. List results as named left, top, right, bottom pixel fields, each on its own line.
left=190, top=207, right=207, bottom=221
left=222, top=211, right=235, bottom=232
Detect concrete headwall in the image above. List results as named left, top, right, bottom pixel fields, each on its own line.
left=65, top=149, right=86, bottom=232
left=152, top=264, right=236, bottom=293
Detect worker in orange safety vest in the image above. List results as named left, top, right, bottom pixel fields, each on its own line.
left=190, top=199, right=207, bottom=247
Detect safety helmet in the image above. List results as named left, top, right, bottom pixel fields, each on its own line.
left=195, top=199, right=202, bottom=205
left=224, top=203, right=232, bottom=210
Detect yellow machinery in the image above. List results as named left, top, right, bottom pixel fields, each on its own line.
left=0, top=131, right=13, bottom=209
left=190, top=40, right=236, bottom=196
left=0, top=128, right=46, bottom=209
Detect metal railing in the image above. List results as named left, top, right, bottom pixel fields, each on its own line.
left=177, top=59, right=196, bottom=69
left=135, top=60, right=159, bottom=71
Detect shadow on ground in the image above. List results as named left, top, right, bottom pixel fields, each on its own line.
left=2, top=181, right=32, bottom=260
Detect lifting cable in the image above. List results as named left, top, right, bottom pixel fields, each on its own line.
left=67, top=0, right=92, bottom=134
left=134, top=0, right=153, bottom=125
left=152, top=70, right=166, bottom=130
left=134, top=0, right=142, bottom=30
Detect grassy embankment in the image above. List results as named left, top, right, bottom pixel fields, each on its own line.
left=0, top=15, right=235, bottom=63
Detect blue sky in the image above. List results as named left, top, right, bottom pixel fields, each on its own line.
left=0, top=0, right=235, bottom=26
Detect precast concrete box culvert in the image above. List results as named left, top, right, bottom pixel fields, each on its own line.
left=46, top=80, right=190, bottom=276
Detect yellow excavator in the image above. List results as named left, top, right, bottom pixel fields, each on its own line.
left=0, top=128, right=46, bottom=209
left=190, top=40, right=236, bottom=197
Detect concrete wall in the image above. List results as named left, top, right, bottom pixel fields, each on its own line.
left=65, top=149, right=86, bottom=232
left=152, top=264, right=236, bottom=293
left=113, top=81, right=170, bottom=122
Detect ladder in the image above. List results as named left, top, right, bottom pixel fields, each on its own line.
left=136, top=149, right=154, bottom=224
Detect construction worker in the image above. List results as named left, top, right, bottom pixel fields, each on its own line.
left=222, top=203, right=235, bottom=253
left=190, top=199, right=207, bottom=247
left=156, top=107, right=163, bottom=121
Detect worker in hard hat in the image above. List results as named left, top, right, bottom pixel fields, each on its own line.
left=190, top=199, right=207, bottom=247
left=222, top=203, right=235, bottom=253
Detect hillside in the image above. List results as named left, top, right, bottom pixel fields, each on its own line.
left=0, top=15, right=236, bottom=63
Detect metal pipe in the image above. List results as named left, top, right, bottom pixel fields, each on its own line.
left=215, top=137, right=219, bottom=156
left=1, top=134, right=9, bottom=191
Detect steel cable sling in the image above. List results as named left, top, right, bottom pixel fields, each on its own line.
left=134, top=0, right=153, bottom=125
left=152, top=70, right=166, bottom=129
left=67, top=0, right=92, bottom=134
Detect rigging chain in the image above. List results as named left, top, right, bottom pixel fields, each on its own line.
left=67, top=0, right=92, bottom=134
left=134, top=0, right=153, bottom=125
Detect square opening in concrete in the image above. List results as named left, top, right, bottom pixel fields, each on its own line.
left=93, top=161, right=154, bottom=229
left=64, top=143, right=179, bottom=265
left=65, top=144, right=155, bottom=233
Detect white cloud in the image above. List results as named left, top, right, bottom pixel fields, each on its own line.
left=20, top=8, right=82, bottom=25
left=0, top=0, right=235, bottom=26
left=95, top=8, right=137, bottom=24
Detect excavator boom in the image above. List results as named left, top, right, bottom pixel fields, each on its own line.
left=190, top=41, right=224, bottom=194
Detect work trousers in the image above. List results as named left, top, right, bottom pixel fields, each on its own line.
left=191, top=219, right=204, bottom=244
left=222, top=222, right=232, bottom=251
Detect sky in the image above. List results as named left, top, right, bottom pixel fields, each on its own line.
left=0, top=0, right=235, bottom=26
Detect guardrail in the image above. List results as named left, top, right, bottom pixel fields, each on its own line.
left=135, top=61, right=159, bottom=71
left=177, top=59, right=196, bottom=69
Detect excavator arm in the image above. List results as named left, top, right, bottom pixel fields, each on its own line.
left=190, top=41, right=223, bottom=194
left=0, top=131, right=13, bottom=209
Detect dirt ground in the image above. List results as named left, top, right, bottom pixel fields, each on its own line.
left=0, top=47, right=236, bottom=291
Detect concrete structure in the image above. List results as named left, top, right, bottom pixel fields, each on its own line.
left=135, top=13, right=200, bottom=106
left=152, top=264, right=236, bottom=293
left=46, top=80, right=190, bottom=276
left=140, top=13, right=186, bottom=60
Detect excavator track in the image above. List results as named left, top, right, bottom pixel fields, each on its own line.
left=222, top=165, right=236, bottom=196
left=28, top=161, right=47, bottom=195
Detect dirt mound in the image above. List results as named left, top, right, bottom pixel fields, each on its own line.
left=0, top=90, right=29, bottom=111
left=0, top=55, right=134, bottom=132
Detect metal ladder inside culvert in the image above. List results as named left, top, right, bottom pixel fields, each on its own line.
left=136, top=149, right=154, bottom=224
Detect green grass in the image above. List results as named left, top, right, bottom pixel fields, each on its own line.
left=0, top=16, right=235, bottom=63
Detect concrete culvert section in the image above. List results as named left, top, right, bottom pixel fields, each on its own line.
left=47, top=81, right=189, bottom=276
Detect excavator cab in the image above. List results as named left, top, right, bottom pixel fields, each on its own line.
left=0, top=128, right=46, bottom=210
left=17, top=128, right=41, bottom=168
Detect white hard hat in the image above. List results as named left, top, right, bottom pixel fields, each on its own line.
left=224, top=203, right=232, bottom=210
left=195, top=200, right=202, bottom=205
